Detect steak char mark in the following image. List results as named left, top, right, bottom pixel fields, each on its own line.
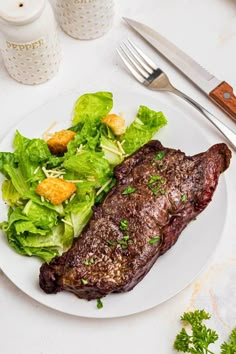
left=39, top=141, right=231, bottom=300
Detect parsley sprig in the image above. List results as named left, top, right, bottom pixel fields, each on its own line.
left=174, top=310, right=236, bottom=354
left=221, top=328, right=236, bottom=354
left=174, top=310, right=218, bottom=354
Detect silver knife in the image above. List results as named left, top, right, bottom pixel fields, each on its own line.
left=123, top=17, right=236, bottom=122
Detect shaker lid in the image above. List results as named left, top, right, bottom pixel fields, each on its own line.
left=0, top=0, right=46, bottom=25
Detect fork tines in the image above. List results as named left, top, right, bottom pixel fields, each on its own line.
left=117, top=39, right=159, bottom=84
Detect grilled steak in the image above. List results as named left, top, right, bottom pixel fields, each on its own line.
left=39, top=141, right=231, bottom=300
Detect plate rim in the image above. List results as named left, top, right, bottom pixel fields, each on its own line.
left=0, top=89, right=228, bottom=318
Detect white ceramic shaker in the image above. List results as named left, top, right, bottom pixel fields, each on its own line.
left=56, top=0, right=115, bottom=40
left=0, top=0, right=61, bottom=85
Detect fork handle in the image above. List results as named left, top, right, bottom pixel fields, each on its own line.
left=172, top=88, right=236, bottom=150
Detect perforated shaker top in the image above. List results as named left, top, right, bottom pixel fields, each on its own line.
left=0, top=0, right=45, bottom=25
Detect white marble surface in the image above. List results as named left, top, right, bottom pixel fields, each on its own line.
left=0, top=0, right=236, bottom=353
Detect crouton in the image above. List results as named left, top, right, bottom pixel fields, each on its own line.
left=47, top=130, right=76, bottom=155
left=36, top=177, right=76, bottom=205
left=102, top=114, right=126, bottom=136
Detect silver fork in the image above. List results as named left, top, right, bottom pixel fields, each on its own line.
left=117, top=40, right=236, bottom=150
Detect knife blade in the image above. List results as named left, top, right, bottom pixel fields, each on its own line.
left=123, top=17, right=236, bottom=122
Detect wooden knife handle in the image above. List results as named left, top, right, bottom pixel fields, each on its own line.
left=210, top=81, right=236, bottom=122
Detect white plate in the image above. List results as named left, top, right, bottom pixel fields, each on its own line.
left=0, top=90, right=228, bottom=318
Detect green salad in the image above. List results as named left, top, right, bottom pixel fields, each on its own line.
left=0, top=91, right=167, bottom=262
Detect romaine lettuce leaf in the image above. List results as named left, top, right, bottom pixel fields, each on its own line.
left=2, top=180, right=21, bottom=207
left=65, top=192, right=94, bottom=237
left=121, top=105, right=167, bottom=154
left=4, top=165, right=29, bottom=196
left=2, top=225, right=60, bottom=262
left=6, top=207, right=29, bottom=229
left=1, top=206, right=73, bottom=262
left=72, top=91, right=113, bottom=125
left=4, top=203, right=58, bottom=234
left=13, top=131, right=51, bottom=181
left=66, top=120, right=101, bottom=155
left=14, top=221, right=49, bottom=235
left=67, top=116, right=117, bottom=157
left=46, top=155, right=65, bottom=169
left=22, top=200, right=58, bottom=230
left=100, top=135, right=123, bottom=166
left=63, top=150, right=112, bottom=187
left=75, top=180, right=95, bottom=197
left=23, top=190, right=64, bottom=216
left=3, top=221, right=73, bottom=263
left=14, top=131, right=51, bottom=163
left=0, top=152, right=16, bottom=178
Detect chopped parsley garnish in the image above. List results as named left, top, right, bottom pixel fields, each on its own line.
left=120, top=219, right=128, bottom=231
left=97, top=298, right=103, bottom=309
left=150, top=187, right=166, bottom=196
left=108, top=235, right=130, bottom=249
left=151, top=187, right=160, bottom=196
left=155, top=151, right=165, bottom=160
left=147, top=175, right=162, bottom=186
left=81, top=278, right=88, bottom=285
left=122, top=186, right=136, bottom=195
left=181, top=194, right=187, bottom=202
left=118, top=235, right=130, bottom=249
left=117, top=240, right=128, bottom=249
left=149, top=237, right=160, bottom=245
left=83, top=258, right=94, bottom=266
left=123, top=235, right=130, bottom=241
